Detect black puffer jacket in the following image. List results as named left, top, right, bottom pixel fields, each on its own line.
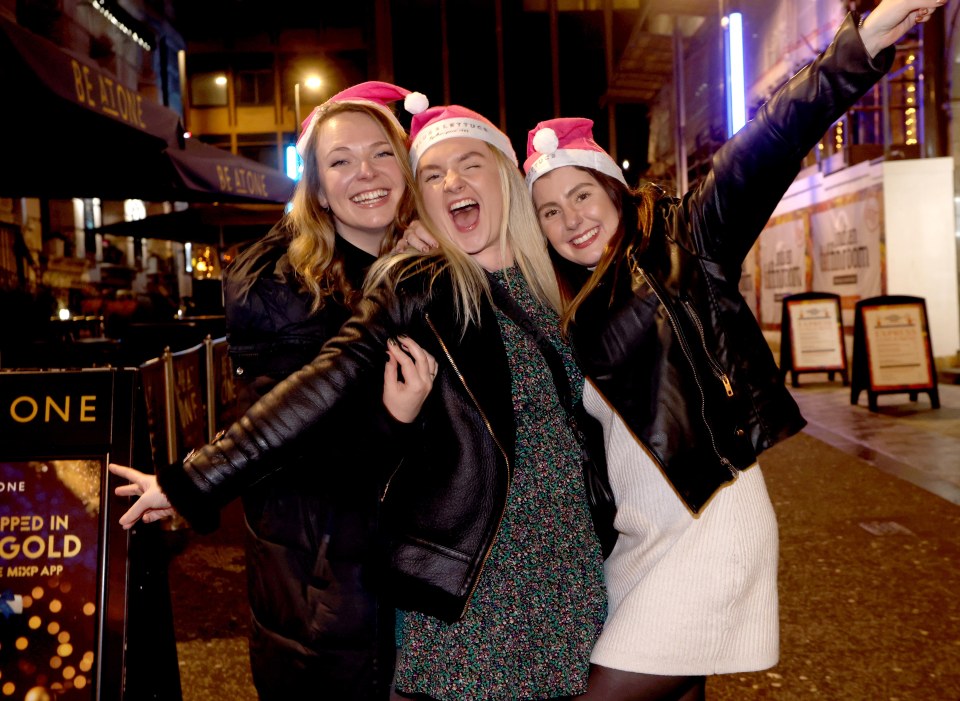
left=159, top=264, right=571, bottom=624
left=220, top=225, right=394, bottom=701
left=571, top=14, right=892, bottom=513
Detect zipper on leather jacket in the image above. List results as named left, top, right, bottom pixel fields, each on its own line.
left=423, top=313, right=513, bottom=616
left=681, top=300, right=734, bottom=397
left=628, top=261, right=737, bottom=479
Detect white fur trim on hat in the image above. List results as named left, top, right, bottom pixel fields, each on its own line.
left=409, top=118, right=518, bottom=172
left=296, top=100, right=407, bottom=158
left=525, top=148, right=627, bottom=190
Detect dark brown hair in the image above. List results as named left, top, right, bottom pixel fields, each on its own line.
left=553, top=168, right=663, bottom=334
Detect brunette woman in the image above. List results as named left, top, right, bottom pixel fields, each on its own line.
left=521, top=2, right=945, bottom=699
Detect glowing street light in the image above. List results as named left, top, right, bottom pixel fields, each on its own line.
left=294, top=75, right=323, bottom=139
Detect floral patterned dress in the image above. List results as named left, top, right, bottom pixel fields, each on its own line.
left=393, top=269, right=606, bottom=701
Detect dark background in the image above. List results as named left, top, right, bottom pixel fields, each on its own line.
left=170, top=0, right=651, bottom=173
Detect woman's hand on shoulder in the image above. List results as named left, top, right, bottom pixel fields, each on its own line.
left=108, top=463, right=178, bottom=529
left=382, top=335, right=439, bottom=423
left=860, top=0, right=945, bottom=58
left=395, top=220, right=439, bottom=254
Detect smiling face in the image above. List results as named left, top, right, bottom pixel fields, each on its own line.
left=532, top=166, right=622, bottom=268
left=416, top=137, right=507, bottom=271
left=313, top=111, right=406, bottom=254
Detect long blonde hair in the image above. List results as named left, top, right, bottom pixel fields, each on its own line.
left=283, top=102, right=418, bottom=312
left=365, top=143, right=561, bottom=332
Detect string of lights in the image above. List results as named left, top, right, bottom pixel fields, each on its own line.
left=91, top=0, right=153, bottom=51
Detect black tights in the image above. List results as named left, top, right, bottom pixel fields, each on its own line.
left=574, top=664, right=707, bottom=701
left=393, top=691, right=573, bottom=700
left=390, top=665, right=706, bottom=701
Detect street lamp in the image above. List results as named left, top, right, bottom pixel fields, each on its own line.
left=294, top=75, right=323, bottom=139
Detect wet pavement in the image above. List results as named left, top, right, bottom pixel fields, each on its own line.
left=164, top=381, right=960, bottom=700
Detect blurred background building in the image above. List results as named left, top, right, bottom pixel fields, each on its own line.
left=0, top=0, right=958, bottom=374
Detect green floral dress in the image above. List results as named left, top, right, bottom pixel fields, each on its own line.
left=393, top=269, right=606, bottom=701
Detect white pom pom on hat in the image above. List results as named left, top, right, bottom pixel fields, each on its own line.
left=523, top=117, right=627, bottom=190
left=404, top=91, right=429, bottom=115
left=531, top=127, right=559, bottom=156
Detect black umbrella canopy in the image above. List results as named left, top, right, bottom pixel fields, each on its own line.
left=93, top=203, right=283, bottom=246
left=0, top=18, right=294, bottom=204
left=164, top=138, right=295, bottom=204
left=0, top=16, right=181, bottom=200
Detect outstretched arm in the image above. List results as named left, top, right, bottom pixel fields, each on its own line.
left=109, top=463, right=176, bottom=529
left=109, top=334, right=438, bottom=530
left=682, top=0, right=946, bottom=265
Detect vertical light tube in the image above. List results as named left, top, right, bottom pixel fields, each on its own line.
left=285, top=145, right=300, bottom=181
left=725, top=12, right=746, bottom=137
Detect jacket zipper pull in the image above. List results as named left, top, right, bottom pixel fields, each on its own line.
left=721, top=373, right=734, bottom=397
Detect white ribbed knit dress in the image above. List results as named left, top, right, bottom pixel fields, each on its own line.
left=584, top=380, right=780, bottom=675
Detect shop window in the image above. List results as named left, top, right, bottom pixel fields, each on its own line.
left=237, top=134, right=279, bottom=170
left=236, top=70, right=274, bottom=107
left=197, top=134, right=233, bottom=150
left=191, top=72, right=229, bottom=107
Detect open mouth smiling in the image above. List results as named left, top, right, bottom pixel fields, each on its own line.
left=571, top=227, right=600, bottom=248
left=449, top=198, right=480, bottom=230
left=351, top=189, right=390, bottom=206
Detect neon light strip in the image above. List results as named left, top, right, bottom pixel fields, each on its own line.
left=726, top=12, right=746, bottom=136
left=285, top=145, right=301, bottom=181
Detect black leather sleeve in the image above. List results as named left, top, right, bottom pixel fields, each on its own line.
left=680, top=12, right=895, bottom=267
left=158, top=271, right=431, bottom=528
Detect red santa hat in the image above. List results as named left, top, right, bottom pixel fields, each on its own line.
left=296, top=80, right=429, bottom=157
left=408, top=105, right=518, bottom=173
left=523, top=117, right=626, bottom=190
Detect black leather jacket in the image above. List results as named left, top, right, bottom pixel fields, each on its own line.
left=221, top=227, right=395, bottom=699
left=160, top=264, right=547, bottom=623
left=571, top=14, right=893, bottom=514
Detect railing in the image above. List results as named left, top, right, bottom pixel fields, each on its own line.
left=138, top=335, right=237, bottom=469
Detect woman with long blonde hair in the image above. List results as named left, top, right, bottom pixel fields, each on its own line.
left=112, top=104, right=607, bottom=700
left=191, top=81, right=434, bottom=701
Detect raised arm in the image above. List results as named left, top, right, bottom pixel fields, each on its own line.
left=682, top=0, right=943, bottom=265
left=860, top=0, right=943, bottom=58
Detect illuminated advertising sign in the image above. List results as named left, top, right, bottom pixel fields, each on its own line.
left=0, top=369, right=175, bottom=700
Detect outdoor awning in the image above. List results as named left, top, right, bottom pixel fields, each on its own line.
left=0, top=17, right=294, bottom=204
left=93, top=203, right=284, bottom=246
left=163, top=139, right=295, bottom=205
left=0, top=16, right=180, bottom=199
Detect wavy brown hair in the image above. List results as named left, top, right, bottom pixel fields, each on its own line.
left=283, top=102, right=418, bottom=312
left=548, top=168, right=663, bottom=334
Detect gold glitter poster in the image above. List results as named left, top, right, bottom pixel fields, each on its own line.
left=0, top=459, right=102, bottom=700
left=0, top=368, right=152, bottom=700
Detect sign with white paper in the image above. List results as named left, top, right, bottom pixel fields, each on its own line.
left=862, top=303, right=933, bottom=389
left=786, top=297, right=845, bottom=370
left=810, top=186, right=883, bottom=325
left=759, top=212, right=808, bottom=326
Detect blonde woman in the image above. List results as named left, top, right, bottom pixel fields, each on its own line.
left=112, top=105, right=606, bottom=700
